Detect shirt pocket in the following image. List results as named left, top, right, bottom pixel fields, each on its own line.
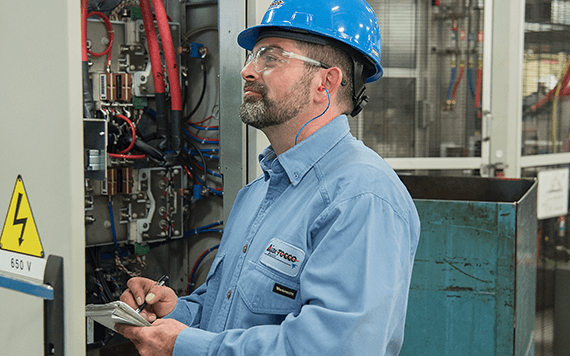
left=237, top=260, right=301, bottom=315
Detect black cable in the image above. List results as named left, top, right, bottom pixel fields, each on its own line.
left=185, top=58, right=208, bottom=120
left=184, top=136, right=208, bottom=185
left=87, top=248, right=113, bottom=302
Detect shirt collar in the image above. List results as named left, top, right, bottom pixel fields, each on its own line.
left=258, top=115, right=351, bottom=185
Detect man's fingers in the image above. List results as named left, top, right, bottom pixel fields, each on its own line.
left=120, top=288, right=138, bottom=309
left=146, top=285, right=169, bottom=305
left=115, top=323, right=138, bottom=339
left=126, top=277, right=155, bottom=307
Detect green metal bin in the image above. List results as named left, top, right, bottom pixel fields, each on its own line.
left=399, top=176, right=537, bottom=356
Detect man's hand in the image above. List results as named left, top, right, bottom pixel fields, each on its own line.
left=121, top=277, right=178, bottom=322
left=115, top=319, right=187, bottom=356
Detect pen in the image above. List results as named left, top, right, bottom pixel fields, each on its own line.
left=136, top=275, right=169, bottom=313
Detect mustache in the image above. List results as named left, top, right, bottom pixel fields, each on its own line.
left=244, top=83, right=267, bottom=95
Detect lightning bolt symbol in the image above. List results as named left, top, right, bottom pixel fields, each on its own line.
left=13, top=193, right=27, bottom=246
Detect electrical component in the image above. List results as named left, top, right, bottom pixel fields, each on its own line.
left=85, top=167, right=186, bottom=246
left=82, top=2, right=222, bottom=351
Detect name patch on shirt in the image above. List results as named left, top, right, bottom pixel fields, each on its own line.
left=260, top=238, right=305, bottom=277
left=273, top=283, right=297, bottom=300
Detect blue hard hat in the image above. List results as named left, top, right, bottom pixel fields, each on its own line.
left=237, top=0, right=383, bottom=83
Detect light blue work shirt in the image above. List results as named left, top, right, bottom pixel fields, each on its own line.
left=167, top=115, right=421, bottom=355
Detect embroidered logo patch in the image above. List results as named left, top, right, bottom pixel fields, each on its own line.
left=260, top=238, right=305, bottom=277
left=273, top=283, right=297, bottom=300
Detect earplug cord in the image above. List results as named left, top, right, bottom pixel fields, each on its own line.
left=295, top=87, right=330, bottom=145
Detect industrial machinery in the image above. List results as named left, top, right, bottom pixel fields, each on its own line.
left=355, top=0, right=485, bottom=167
left=81, top=1, right=227, bottom=352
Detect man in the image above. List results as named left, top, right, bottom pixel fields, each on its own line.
left=116, top=0, right=421, bottom=355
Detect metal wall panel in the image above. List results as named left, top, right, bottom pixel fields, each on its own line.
left=0, top=1, right=85, bottom=355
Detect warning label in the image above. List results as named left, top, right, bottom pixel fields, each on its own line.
left=0, top=176, right=44, bottom=258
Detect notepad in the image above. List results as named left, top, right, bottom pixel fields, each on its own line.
left=86, top=301, right=152, bottom=330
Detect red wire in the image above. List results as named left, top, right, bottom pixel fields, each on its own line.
left=189, top=115, right=214, bottom=125
left=86, top=11, right=114, bottom=69
left=183, top=165, right=194, bottom=180
left=185, top=130, right=219, bottom=143
left=114, top=114, right=136, bottom=154
left=140, top=0, right=166, bottom=93
left=152, top=0, right=182, bottom=111
left=109, top=153, right=146, bottom=159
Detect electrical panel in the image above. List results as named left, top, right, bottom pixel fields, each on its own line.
left=82, top=1, right=223, bottom=353
left=85, top=167, right=187, bottom=245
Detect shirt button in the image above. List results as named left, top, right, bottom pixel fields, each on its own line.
left=227, top=290, right=232, bottom=299
left=242, top=245, right=248, bottom=253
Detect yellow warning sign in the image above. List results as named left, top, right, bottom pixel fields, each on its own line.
left=0, top=176, right=44, bottom=258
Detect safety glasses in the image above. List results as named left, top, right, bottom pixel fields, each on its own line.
left=244, top=46, right=330, bottom=73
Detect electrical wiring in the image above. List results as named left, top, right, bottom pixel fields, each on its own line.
left=467, top=59, right=475, bottom=98
left=188, top=150, right=220, bottom=160
left=114, top=114, right=136, bottom=154
left=185, top=61, right=208, bottom=120
left=107, top=200, right=120, bottom=251
left=189, top=123, right=219, bottom=131
left=446, top=59, right=456, bottom=107
left=86, top=11, right=114, bottom=71
left=193, top=173, right=223, bottom=196
left=451, top=59, right=465, bottom=107
left=186, top=164, right=222, bottom=196
left=184, top=138, right=208, bottom=184
left=189, top=115, right=216, bottom=126
left=140, top=0, right=169, bottom=150
left=95, top=279, right=110, bottom=302
left=139, top=0, right=165, bottom=94
left=109, top=0, right=139, bottom=20
left=108, top=153, right=146, bottom=159
left=192, top=160, right=222, bottom=178
left=151, top=0, right=182, bottom=112
left=184, top=128, right=220, bottom=144
left=151, top=0, right=184, bottom=157
left=182, top=26, right=219, bottom=45
left=184, top=165, right=194, bottom=180
left=115, top=253, right=142, bottom=278
left=186, top=148, right=219, bottom=160
left=87, top=248, right=115, bottom=302
left=187, top=244, right=220, bottom=294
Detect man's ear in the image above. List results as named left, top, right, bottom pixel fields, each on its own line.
left=318, top=67, right=344, bottom=96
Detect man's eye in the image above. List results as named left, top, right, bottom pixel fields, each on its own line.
left=264, top=55, right=279, bottom=63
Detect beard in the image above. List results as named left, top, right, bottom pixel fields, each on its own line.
left=239, top=79, right=311, bottom=129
